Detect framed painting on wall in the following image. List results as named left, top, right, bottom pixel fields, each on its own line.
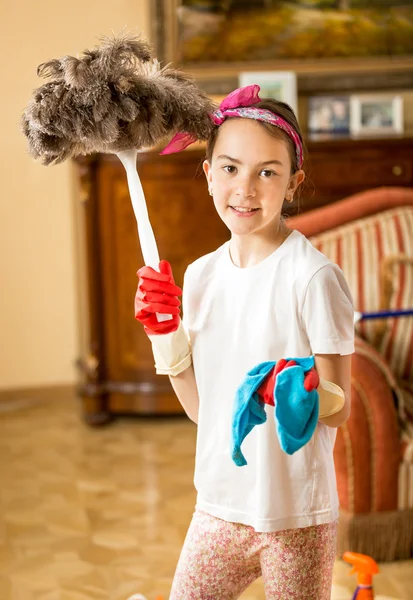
left=151, top=0, right=413, bottom=95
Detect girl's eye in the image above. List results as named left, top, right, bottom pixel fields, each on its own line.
left=260, top=169, right=276, bottom=178
left=223, top=165, right=237, bottom=174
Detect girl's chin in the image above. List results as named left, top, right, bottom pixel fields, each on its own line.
left=224, top=213, right=280, bottom=237
left=225, top=221, right=261, bottom=236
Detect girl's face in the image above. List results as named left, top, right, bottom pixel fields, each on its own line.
left=203, top=118, right=304, bottom=239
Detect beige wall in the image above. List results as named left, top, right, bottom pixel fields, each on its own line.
left=0, top=0, right=150, bottom=389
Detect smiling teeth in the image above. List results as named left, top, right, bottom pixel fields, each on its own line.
left=232, top=207, right=257, bottom=212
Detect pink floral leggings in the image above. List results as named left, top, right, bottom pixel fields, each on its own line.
left=170, top=511, right=337, bottom=600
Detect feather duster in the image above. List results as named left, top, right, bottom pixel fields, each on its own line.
left=21, top=33, right=216, bottom=322
left=21, top=32, right=215, bottom=164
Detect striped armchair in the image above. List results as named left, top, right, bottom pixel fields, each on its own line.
left=289, top=187, right=413, bottom=561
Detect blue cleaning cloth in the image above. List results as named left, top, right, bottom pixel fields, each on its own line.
left=231, top=356, right=319, bottom=466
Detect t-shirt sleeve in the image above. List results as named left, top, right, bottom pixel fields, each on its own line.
left=301, top=264, right=355, bottom=356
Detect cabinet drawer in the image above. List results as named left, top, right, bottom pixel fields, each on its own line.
left=309, top=156, right=412, bottom=188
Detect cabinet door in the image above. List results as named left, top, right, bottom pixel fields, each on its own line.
left=97, top=153, right=228, bottom=412
left=303, top=139, right=413, bottom=209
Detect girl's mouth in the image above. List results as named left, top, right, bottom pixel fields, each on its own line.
left=230, top=206, right=260, bottom=217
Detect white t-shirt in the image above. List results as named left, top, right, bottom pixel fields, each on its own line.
left=182, top=229, right=355, bottom=533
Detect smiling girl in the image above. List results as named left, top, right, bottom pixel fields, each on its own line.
left=134, top=85, right=354, bottom=599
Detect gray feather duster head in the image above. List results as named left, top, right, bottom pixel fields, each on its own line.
left=21, top=33, right=216, bottom=165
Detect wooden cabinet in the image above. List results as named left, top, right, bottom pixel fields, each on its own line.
left=302, top=135, right=413, bottom=209
left=75, top=134, right=413, bottom=423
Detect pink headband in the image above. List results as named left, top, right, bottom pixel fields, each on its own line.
left=160, top=84, right=303, bottom=169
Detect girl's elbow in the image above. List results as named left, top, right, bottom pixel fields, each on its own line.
left=337, top=402, right=351, bottom=427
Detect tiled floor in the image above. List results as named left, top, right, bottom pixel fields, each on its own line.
left=0, top=392, right=411, bottom=600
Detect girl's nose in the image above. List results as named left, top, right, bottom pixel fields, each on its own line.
left=235, top=179, right=256, bottom=198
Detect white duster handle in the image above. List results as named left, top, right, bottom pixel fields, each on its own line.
left=117, top=149, right=172, bottom=322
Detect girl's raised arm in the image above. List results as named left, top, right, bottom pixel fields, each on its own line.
left=135, top=260, right=199, bottom=422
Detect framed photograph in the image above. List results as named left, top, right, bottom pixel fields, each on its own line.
left=308, top=96, right=350, bottom=135
left=239, top=71, right=297, bottom=115
left=350, top=94, right=404, bottom=136
left=151, top=0, right=413, bottom=95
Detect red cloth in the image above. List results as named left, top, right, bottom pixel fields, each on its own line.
left=135, top=260, right=182, bottom=335
left=257, top=359, right=320, bottom=406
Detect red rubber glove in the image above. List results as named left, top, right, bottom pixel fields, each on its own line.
left=257, top=359, right=320, bottom=406
left=303, top=367, right=319, bottom=392
left=135, top=260, right=182, bottom=335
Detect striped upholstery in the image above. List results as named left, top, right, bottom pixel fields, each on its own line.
left=398, top=381, right=413, bottom=509
left=397, top=381, right=413, bottom=438
left=399, top=437, right=413, bottom=510
left=309, top=206, right=413, bottom=385
left=308, top=205, right=413, bottom=511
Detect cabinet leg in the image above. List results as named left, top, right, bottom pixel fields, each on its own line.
left=79, top=390, right=112, bottom=426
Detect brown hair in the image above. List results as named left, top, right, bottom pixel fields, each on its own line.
left=205, top=98, right=305, bottom=174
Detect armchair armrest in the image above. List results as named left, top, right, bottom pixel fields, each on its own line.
left=288, top=187, right=413, bottom=238
left=334, top=336, right=400, bottom=514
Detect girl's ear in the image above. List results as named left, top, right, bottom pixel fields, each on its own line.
left=288, top=169, right=305, bottom=195
left=203, top=159, right=212, bottom=185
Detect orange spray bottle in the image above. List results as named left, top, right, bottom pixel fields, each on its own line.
left=342, top=552, right=379, bottom=599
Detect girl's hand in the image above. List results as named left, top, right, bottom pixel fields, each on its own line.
left=257, top=359, right=320, bottom=406
left=135, top=260, right=192, bottom=378
left=135, top=260, right=182, bottom=335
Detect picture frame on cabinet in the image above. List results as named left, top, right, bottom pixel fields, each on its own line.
left=308, top=96, right=350, bottom=135
left=350, top=94, right=404, bottom=136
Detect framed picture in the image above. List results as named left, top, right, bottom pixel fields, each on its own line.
left=151, top=0, right=413, bottom=95
left=239, top=71, right=298, bottom=115
left=350, top=94, right=404, bottom=136
left=308, top=96, right=350, bottom=135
